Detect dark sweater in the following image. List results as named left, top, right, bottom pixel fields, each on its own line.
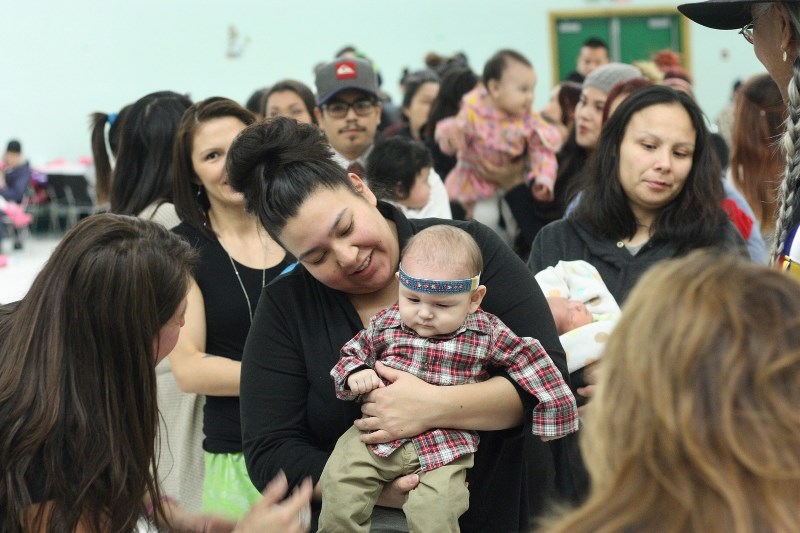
left=240, top=202, right=573, bottom=532
left=528, top=218, right=747, bottom=304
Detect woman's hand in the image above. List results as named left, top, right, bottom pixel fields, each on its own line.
left=356, top=362, right=435, bottom=444
left=476, top=154, right=525, bottom=190
left=235, top=472, right=314, bottom=533
left=156, top=501, right=237, bottom=533
left=375, top=473, right=420, bottom=508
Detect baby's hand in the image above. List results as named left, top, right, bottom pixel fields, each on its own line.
left=347, top=369, right=383, bottom=395
left=532, top=181, right=554, bottom=202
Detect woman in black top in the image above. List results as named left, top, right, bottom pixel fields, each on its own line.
left=170, top=97, right=291, bottom=519
left=227, top=117, right=576, bottom=532
left=528, top=86, right=745, bottom=304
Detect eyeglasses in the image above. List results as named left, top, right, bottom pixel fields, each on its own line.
left=323, top=99, right=376, bottom=119
left=739, top=22, right=754, bottom=44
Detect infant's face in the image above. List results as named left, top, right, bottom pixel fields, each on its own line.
left=398, top=258, right=479, bottom=337
left=547, top=297, right=593, bottom=334
left=489, top=59, right=536, bottom=117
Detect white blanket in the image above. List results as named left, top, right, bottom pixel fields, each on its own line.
left=535, top=260, right=621, bottom=372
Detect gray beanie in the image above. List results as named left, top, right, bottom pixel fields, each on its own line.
left=583, top=63, right=643, bottom=95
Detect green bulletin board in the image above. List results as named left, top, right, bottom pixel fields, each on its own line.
left=550, top=8, right=691, bottom=83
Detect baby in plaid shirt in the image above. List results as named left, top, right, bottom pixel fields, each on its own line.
left=319, top=225, right=578, bottom=532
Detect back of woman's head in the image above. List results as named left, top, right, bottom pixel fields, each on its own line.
left=570, top=251, right=800, bottom=532
left=0, top=214, right=196, bottom=532
left=424, top=66, right=479, bottom=138
left=731, top=73, right=784, bottom=229
left=173, top=97, right=256, bottom=238
left=226, top=116, right=354, bottom=242
left=574, top=85, right=725, bottom=250
left=109, top=91, right=192, bottom=216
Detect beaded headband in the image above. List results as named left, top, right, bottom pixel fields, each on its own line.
left=398, top=264, right=480, bottom=294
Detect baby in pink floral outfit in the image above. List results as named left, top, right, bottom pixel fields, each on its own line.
left=437, top=49, right=561, bottom=218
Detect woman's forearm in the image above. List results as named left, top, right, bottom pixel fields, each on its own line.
left=168, top=279, right=241, bottom=397
left=169, top=354, right=241, bottom=397
left=360, top=365, right=526, bottom=442
left=424, top=376, right=524, bottom=431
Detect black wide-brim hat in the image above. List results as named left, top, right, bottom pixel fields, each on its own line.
left=678, top=0, right=798, bottom=30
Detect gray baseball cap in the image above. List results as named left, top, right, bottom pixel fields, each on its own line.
left=315, top=58, right=380, bottom=106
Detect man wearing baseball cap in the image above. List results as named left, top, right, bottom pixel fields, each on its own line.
left=314, top=57, right=452, bottom=218
left=314, top=57, right=383, bottom=174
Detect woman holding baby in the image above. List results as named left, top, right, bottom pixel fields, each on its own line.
left=227, top=117, right=576, bottom=532
left=527, top=84, right=748, bottom=502
left=528, top=85, right=747, bottom=304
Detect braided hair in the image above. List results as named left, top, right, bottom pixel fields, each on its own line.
left=772, top=4, right=800, bottom=261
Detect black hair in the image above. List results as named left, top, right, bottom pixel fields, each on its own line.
left=582, top=37, right=609, bottom=51
left=366, top=137, right=432, bottom=201
left=558, top=81, right=583, bottom=127
left=335, top=45, right=357, bottom=58
left=260, top=80, right=317, bottom=124
left=572, top=85, right=726, bottom=253
left=245, top=87, right=270, bottom=116
left=6, top=140, right=21, bottom=153
left=482, top=49, right=533, bottom=86
left=109, top=91, right=192, bottom=216
left=423, top=66, right=479, bottom=139
left=172, top=97, right=257, bottom=240
left=226, top=116, right=356, bottom=243
left=88, top=104, right=132, bottom=206
left=401, top=70, right=440, bottom=110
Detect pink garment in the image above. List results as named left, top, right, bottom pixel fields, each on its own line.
left=436, top=86, right=562, bottom=204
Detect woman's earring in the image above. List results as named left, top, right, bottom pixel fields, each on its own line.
left=784, top=50, right=789, bottom=63
left=196, top=186, right=203, bottom=200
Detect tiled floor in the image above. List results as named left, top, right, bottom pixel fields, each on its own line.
left=0, top=232, right=62, bottom=304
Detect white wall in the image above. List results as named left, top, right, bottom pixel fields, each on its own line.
left=1, top=0, right=767, bottom=163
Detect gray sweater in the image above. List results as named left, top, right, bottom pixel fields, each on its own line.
left=528, top=218, right=747, bottom=304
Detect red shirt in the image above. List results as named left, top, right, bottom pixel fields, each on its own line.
left=331, top=305, right=579, bottom=471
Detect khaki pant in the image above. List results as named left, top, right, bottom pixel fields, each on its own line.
left=319, top=425, right=473, bottom=533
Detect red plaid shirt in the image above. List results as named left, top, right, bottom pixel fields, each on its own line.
left=331, top=305, right=578, bottom=471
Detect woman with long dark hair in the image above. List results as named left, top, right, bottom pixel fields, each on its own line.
left=171, top=97, right=291, bottom=520
left=0, top=214, right=193, bottom=531
left=0, top=214, right=313, bottom=532
left=529, top=86, right=745, bottom=303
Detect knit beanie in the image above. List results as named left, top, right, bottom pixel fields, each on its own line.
left=583, top=63, right=643, bottom=96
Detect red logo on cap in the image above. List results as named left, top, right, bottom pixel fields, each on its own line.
left=336, top=61, right=357, bottom=80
